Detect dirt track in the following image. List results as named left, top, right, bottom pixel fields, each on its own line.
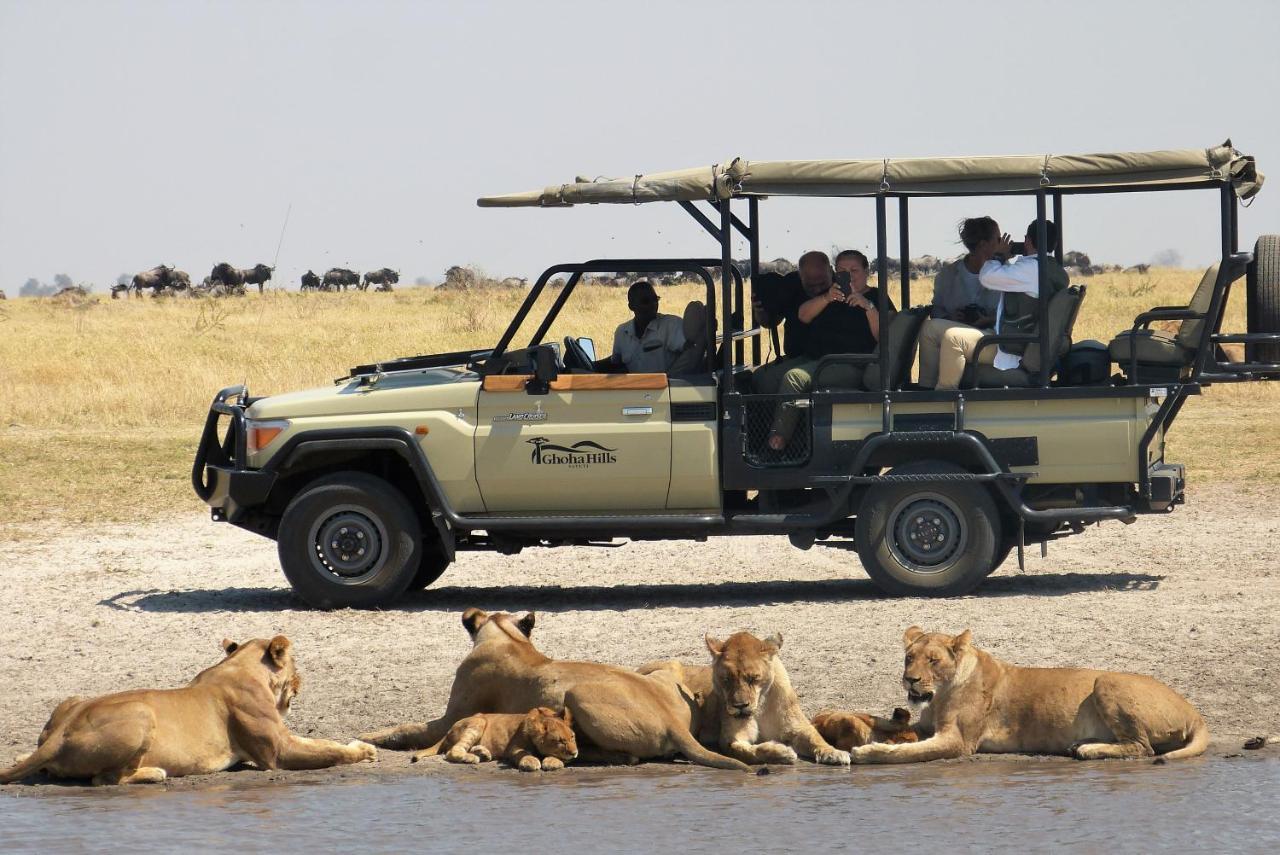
left=2, top=483, right=1278, bottom=777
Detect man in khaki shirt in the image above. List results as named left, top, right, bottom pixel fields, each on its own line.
left=597, top=280, right=686, bottom=373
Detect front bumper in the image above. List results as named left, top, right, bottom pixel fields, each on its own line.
left=193, top=385, right=276, bottom=522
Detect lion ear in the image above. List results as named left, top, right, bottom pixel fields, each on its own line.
left=903, top=626, right=925, bottom=648
left=268, top=635, right=291, bottom=668
left=951, top=629, right=973, bottom=652
left=704, top=634, right=725, bottom=657
left=517, top=612, right=536, bottom=638
left=561, top=706, right=573, bottom=727
left=461, top=608, right=487, bottom=637
left=764, top=633, right=783, bottom=654
left=221, top=638, right=239, bottom=655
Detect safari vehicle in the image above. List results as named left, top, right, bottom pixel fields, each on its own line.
left=194, top=142, right=1277, bottom=609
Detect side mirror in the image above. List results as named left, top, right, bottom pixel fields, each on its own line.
left=527, top=345, right=558, bottom=395
left=578, top=337, right=597, bottom=362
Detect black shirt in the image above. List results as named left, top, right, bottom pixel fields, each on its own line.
left=778, top=285, right=895, bottom=359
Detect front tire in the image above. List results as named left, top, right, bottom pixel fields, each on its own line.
left=409, top=533, right=452, bottom=590
left=854, top=463, right=1001, bottom=597
left=278, top=472, right=422, bottom=609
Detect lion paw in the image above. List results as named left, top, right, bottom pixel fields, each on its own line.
left=517, top=756, right=542, bottom=772
left=348, top=740, right=378, bottom=762
left=540, top=756, right=565, bottom=771
left=470, top=746, right=493, bottom=763
left=815, top=747, right=852, bottom=766
left=756, top=742, right=798, bottom=764
left=850, top=745, right=877, bottom=764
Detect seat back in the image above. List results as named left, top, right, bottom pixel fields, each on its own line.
left=668, top=300, right=710, bottom=375
left=1174, top=263, right=1220, bottom=350
left=861, top=306, right=929, bottom=390
left=1022, top=285, right=1085, bottom=374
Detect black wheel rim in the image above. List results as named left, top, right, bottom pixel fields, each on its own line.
left=307, top=504, right=389, bottom=585
left=886, top=493, right=968, bottom=575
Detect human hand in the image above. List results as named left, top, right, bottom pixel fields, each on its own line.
left=996, top=233, right=1013, bottom=257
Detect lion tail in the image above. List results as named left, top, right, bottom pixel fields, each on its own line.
left=669, top=729, right=750, bottom=772
left=0, top=736, right=62, bottom=784
left=1157, top=718, right=1210, bottom=761
left=412, top=736, right=448, bottom=758
left=358, top=720, right=445, bottom=751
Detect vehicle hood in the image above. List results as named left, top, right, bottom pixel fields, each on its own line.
left=246, top=367, right=478, bottom=419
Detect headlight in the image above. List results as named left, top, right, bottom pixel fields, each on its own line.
left=246, top=419, right=290, bottom=455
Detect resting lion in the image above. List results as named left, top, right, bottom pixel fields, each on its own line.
left=850, top=626, right=1209, bottom=765
left=699, top=632, right=851, bottom=765
left=0, top=636, right=376, bottom=785
left=359, top=609, right=748, bottom=771
left=414, top=707, right=578, bottom=772
left=811, top=708, right=919, bottom=750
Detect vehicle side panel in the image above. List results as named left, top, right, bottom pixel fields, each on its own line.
left=668, top=383, right=721, bottom=510
left=831, top=397, right=1157, bottom=484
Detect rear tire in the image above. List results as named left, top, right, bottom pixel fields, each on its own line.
left=1248, top=235, right=1280, bottom=363
left=278, top=472, right=422, bottom=609
left=854, top=462, right=1001, bottom=597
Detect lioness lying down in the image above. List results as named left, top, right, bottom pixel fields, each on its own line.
left=850, top=627, right=1209, bottom=765
left=643, top=632, right=852, bottom=766
left=414, top=707, right=578, bottom=772
left=360, top=609, right=748, bottom=771
left=0, top=636, right=376, bottom=785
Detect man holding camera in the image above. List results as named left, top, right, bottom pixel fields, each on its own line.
left=754, top=249, right=892, bottom=450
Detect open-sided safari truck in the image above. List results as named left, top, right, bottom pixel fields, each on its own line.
left=194, top=142, right=1275, bottom=608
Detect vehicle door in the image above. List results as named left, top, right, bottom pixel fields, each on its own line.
left=474, top=374, right=672, bottom=512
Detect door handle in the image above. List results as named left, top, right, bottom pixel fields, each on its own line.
left=622, top=406, right=653, bottom=416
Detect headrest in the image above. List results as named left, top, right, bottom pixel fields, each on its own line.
left=683, top=300, right=708, bottom=340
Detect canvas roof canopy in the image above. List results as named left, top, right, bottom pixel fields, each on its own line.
left=477, top=142, right=1262, bottom=208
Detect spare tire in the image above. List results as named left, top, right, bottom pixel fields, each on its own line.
left=1248, top=235, right=1280, bottom=363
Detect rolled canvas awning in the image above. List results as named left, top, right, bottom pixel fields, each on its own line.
left=478, top=142, right=1262, bottom=207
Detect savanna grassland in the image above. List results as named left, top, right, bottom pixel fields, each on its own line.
left=1, top=269, right=1277, bottom=538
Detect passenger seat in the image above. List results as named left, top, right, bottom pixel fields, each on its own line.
left=1108, top=264, right=1219, bottom=383
left=668, top=300, right=712, bottom=376
left=970, top=285, right=1085, bottom=387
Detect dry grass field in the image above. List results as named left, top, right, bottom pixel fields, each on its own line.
left=1, top=268, right=1277, bottom=538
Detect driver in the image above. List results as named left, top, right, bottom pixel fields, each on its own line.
left=594, top=280, right=686, bottom=373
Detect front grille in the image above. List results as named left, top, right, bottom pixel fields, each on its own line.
left=742, top=396, right=812, bottom=467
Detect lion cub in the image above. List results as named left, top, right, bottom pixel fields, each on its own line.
left=416, top=707, right=577, bottom=772
left=811, top=708, right=919, bottom=750
left=705, top=632, right=851, bottom=766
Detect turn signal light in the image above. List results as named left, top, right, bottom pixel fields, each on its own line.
left=246, top=419, right=290, bottom=454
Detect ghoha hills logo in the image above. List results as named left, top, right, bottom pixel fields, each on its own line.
left=526, top=437, right=618, bottom=468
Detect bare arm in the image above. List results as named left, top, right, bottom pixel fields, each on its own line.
left=798, top=287, right=840, bottom=324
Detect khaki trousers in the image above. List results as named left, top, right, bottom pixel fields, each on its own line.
left=917, top=319, right=995, bottom=390
left=753, top=357, right=863, bottom=443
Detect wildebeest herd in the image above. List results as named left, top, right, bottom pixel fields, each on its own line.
left=110, top=263, right=399, bottom=298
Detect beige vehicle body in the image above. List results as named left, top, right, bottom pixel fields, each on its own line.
left=193, top=143, right=1276, bottom=608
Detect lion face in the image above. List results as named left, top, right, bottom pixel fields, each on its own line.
left=522, top=707, right=578, bottom=762
left=705, top=632, right=782, bottom=719
left=901, top=626, right=972, bottom=709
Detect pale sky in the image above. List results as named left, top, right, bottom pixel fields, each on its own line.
left=2, top=0, right=1278, bottom=293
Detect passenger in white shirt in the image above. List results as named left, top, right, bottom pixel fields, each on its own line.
left=597, top=280, right=686, bottom=374
left=977, top=220, right=1069, bottom=372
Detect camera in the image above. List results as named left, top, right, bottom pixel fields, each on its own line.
left=961, top=303, right=984, bottom=324
left=833, top=269, right=853, bottom=297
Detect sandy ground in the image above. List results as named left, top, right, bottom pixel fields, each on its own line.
left=2, top=482, right=1277, bottom=787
